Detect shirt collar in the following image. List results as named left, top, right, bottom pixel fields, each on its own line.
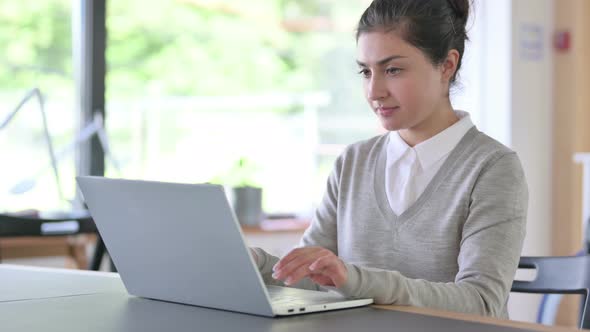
left=387, top=129, right=411, bottom=165
left=413, top=110, right=474, bottom=170
left=387, top=111, right=474, bottom=170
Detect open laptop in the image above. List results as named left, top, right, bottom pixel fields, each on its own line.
left=76, top=176, right=373, bottom=317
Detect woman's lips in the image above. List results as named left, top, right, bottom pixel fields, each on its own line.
left=377, top=106, right=400, bottom=117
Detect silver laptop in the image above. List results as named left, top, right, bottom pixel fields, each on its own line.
left=76, top=176, right=373, bottom=317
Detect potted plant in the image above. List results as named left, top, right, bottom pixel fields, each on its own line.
left=213, top=157, right=263, bottom=226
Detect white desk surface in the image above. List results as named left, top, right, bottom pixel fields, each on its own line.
left=0, top=264, right=580, bottom=332
left=0, top=264, right=124, bottom=302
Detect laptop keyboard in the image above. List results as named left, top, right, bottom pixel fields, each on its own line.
left=267, top=285, right=345, bottom=307
left=271, top=296, right=309, bottom=307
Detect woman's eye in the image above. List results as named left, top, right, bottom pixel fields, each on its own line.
left=357, top=68, right=371, bottom=78
left=386, top=67, right=402, bottom=75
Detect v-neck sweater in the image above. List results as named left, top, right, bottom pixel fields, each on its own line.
left=385, top=110, right=474, bottom=215
left=252, top=126, right=528, bottom=318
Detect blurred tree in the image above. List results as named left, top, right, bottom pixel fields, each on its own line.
left=107, top=0, right=334, bottom=97
left=0, top=0, right=363, bottom=104
left=0, top=0, right=72, bottom=94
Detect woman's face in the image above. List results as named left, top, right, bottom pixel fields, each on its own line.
left=356, top=30, right=450, bottom=132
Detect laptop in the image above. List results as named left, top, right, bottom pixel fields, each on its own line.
left=76, top=176, right=373, bottom=317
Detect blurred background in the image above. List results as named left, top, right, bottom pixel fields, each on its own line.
left=0, top=0, right=588, bottom=328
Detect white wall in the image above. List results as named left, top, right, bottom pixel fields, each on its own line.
left=508, top=0, right=553, bottom=323
left=454, top=0, right=554, bottom=323
left=510, top=0, right=553, bottom=257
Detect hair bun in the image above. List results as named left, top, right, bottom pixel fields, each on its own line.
left=447, top=0, right=470, bottom=22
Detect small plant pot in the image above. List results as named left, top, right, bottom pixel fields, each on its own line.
left=232, top=186, right=263, bottom=226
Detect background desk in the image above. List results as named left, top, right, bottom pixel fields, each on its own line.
left=0, top=211, right=98, bottom=269
left=0, top=217, right=308, bottom=270
left=0, top=265, right=581, bottom=332
left=242, top=218, right=309, bottom=257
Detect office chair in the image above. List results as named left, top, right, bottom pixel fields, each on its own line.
left=511, top=255, right=590, bottom=329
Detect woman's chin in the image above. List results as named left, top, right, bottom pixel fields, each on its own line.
left=379, top=118, right=404, bottom=132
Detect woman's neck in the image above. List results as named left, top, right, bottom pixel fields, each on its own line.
left=398, top=104, right=459, bottom=147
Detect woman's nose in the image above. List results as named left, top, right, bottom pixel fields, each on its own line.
left=367, top=76, right=388, bottom=101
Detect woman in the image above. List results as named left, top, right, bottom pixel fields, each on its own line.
left=251, top=0, right=527, bottom=318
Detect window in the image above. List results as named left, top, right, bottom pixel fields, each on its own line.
left=0, top=1, right=484, bottom=216
left=106, top=0, right=375, bottom=215
left=0, top=0, right=76, bottom=212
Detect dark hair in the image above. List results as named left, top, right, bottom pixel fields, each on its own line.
left=357, top=0, right=471, bottom=84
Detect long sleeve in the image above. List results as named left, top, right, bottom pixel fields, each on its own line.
left=250, top=154, right=343, bottom=291
left=334, top=153, right=528, bottom=318
left=297, top=152, right=341, bottom=253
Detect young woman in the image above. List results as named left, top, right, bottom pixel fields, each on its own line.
left=251, top=0, right=527, bottom=319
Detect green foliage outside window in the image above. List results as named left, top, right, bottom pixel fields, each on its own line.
left=0, top=0, right=358, bottom=99
left=0, top=0, right=371, bottom=213
left=0, top=1, right=72, bottom=93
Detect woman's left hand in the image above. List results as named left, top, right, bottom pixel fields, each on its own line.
left=272, top=246, right=348, bottom=288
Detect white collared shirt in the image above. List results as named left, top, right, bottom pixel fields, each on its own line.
left=385, top=111, right=474, bottom=215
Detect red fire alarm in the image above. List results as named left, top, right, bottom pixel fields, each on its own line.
left=554, top=30, right=571, bottom=51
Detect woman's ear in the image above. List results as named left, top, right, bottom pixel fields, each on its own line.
left=441, top=49, right=460, bottom=83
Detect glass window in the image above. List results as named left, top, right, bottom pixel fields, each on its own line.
left=0, top=1, right=484, bottom=216
left=106, top=1, right=375, bottom=216
left=0, top=0, right=76, bottom=213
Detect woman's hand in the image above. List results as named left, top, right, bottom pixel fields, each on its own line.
left=272, top=246, right=348, bottom=288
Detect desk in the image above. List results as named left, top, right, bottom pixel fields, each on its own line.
left=0, top=235, right=91, bottom=268
left=0, top=216, right=306, bottom=270
left=242, top=219, right=309, bottom=257
left=0, top=265, right=580, bottom=332
left=0, top=211, right=98, bottom=269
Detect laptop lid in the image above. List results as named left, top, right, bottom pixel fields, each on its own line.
left=76, top=176, right=274, bottom=317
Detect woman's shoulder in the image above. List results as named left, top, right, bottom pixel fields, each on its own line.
left=338, top=133, right=388, bottom=160
left=327, top=134, right=388, bottom=172
left=465, top=128, right=516, bottom=157
left=462, top=128, right=523, bottom=172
